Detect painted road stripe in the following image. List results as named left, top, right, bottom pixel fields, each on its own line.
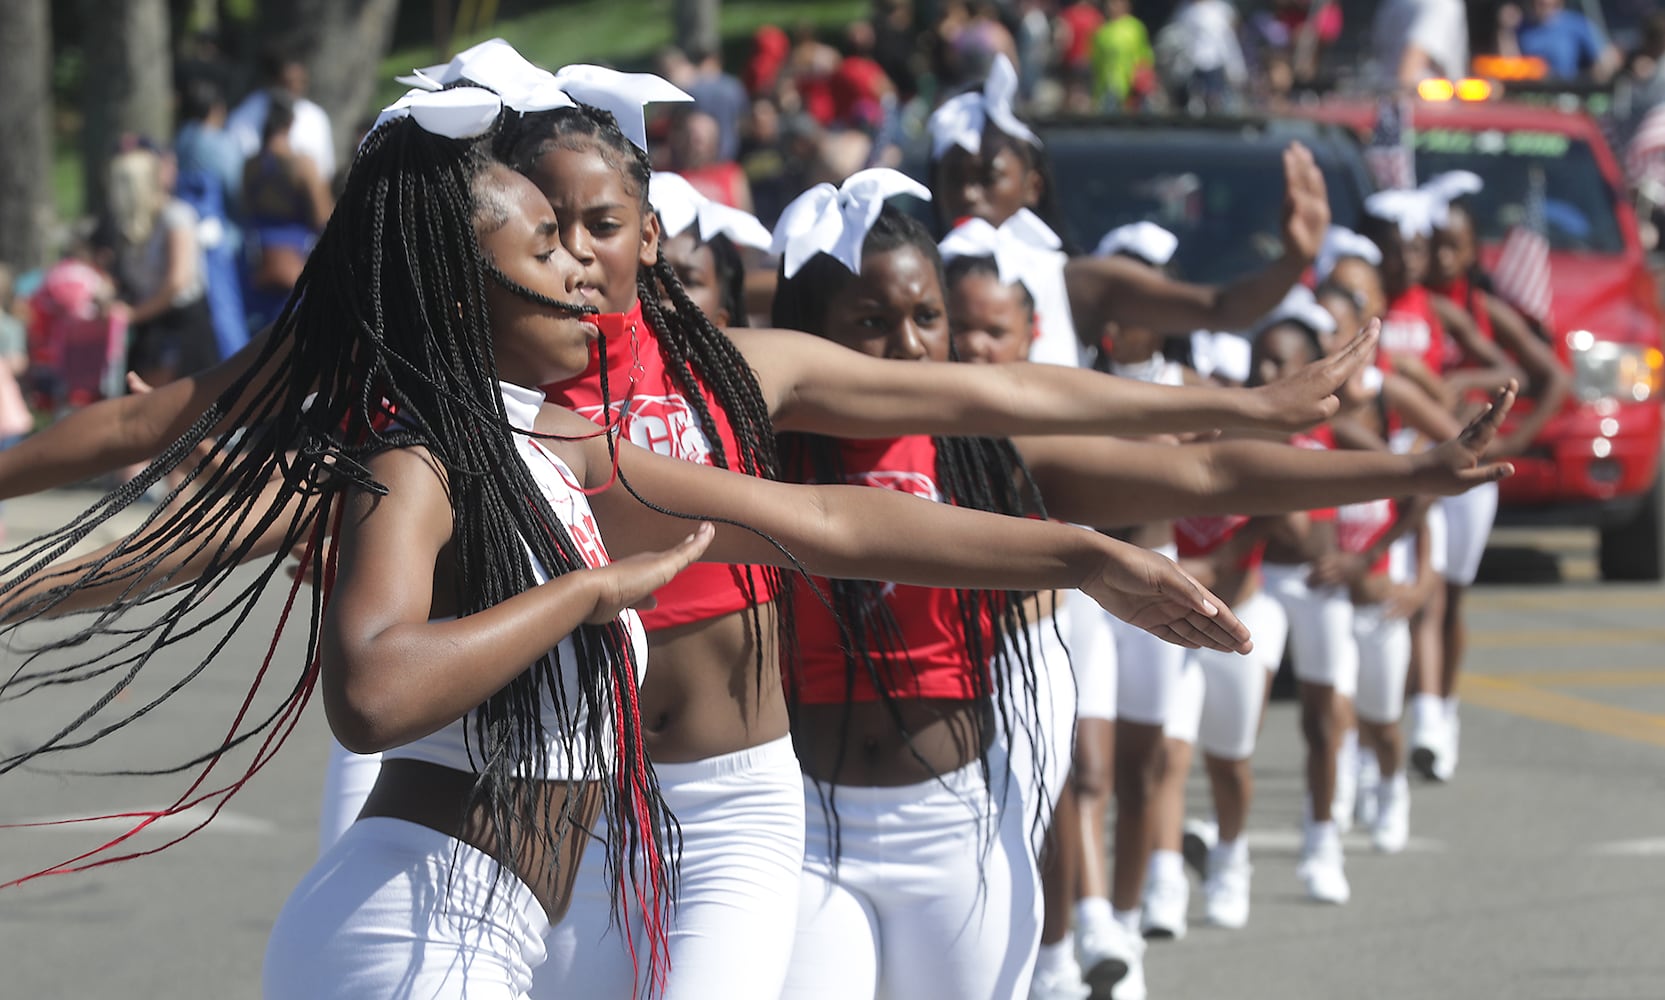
left=1494, top=669, right=1665, bottom=688
left=1467, top=627, right=1665, bottom=649
left=1469, top=591, right=1665, bottom=611
left=1460, top=675, right=1665, bottom=750
left=1237, top=828, right=1443, bottom=855
left=1587, top=837, right=1665, bottom=857
left=0, top=804, right=276, bottom=835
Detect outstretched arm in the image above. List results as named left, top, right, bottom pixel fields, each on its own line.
left=1063, top=144, right=1329, bottom=334
left=736, top=321, right=1378, bottom=441
left=1013, top=384, right=1516, bottom=528
left=1481, top=289, right=1570, bottom=457
left=0, top=329, right=276, bottom=500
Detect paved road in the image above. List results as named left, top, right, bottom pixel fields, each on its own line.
left=0, top=493, right=1662, bottom=998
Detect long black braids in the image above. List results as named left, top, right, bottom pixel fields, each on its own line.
left=0, top=110, right=677, bottom=977
left=771, top=205, right=1053, bottom=853
left=496, top=103, right=792, bottom=696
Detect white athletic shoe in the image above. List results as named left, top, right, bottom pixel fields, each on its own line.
left=1029, top=966, right=1092, bottom=1000
left=1140, top=867, right=1189, bottom=940
left=1298, top=822, right=1351, bottom=905
left=1078, top=921, right=1146, bottom=1000
left=1202, top=842, right=1251, bottom=929
left=1410, top=697, right=1450, bottom=783
left=1354, top=748, right=1381, bottom=828
left=1372, top=773, right=1411, bottom=854
left=1437, top=711, right=1460, bottom=781
left=1181, top=816, right=1218, bottom=880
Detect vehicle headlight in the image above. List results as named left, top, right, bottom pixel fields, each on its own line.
left=1568, top=330, right=1664, bottom=403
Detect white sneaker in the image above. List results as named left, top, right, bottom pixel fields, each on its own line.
left=1354, top=748, right=1381, bottom=828
left=1181, top=816, right=1218, bottom=880
left=1372, top=773, right=1411, bottom=854
left=1078, top=921, right=1146, bottom=1000
left=1029, top=966, right=1092, bottom=1000
left=1410, top=697, right=1450, bottom=783
left=1298, top=822, right=1351, bottom=904
left=1202, top=842, right=1251, bottom=929
left=1141, top=867, right=1189, bottom=940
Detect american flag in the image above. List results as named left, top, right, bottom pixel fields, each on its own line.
left=1493, top=166, right=1553, bottom=327
left=1364, top=94, right=1416, bottom=191
left=1626, top=103, right=1665, bottom=191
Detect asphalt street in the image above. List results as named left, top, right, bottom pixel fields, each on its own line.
left=0, top=492, right=1661, bottom=999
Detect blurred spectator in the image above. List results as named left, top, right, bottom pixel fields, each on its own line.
left=1626, top=14, right=1665, bottom=121
left=830, top=23, right=897, bottom=132
left=684, top=45, right=751, bottom=162
left=946, top=2, right=1022, bottom=88
left=1498, top=0, right=1623, bottom=82
left=1090, top=0, right=1156, bottom=109
left=25, top=224, right=123, bottom=414
left=744, top=26, right=792, bottom=97
left=668, top=107, right=756, bottom=212
left=173, top=73, right=249, bottom=360
left=1056, top=0, right=1106, bottom=109
left=241, top=94, right=332, bottom=333
left=100, top=142, right=219, bottom=387
left=1013, top=0, right=1056, bottom=102
left=1370, top=0, right=1469, bottom=90
left=0, top=265, right=29, bottom=383
left=1155, top=0, right=1248, bottom=113
left=655, top=46, right=698, bottom=92
left=225, top=45, right=336, bottom=179
left=871, top=0, right=923, bottom=101
left=1247, top=0, right=1343, bottom=84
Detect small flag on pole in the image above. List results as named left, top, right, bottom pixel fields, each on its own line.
left=1364, top=94, right=1417, bottom=191
left=1492, top=166, right=1554, bottom=327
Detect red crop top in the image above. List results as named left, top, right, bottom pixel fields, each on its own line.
left=1335, top=497, right=1396, bottom=575
left=1429, top=275, right=1493, bottom=370
left=542, top=303, right=778, bottom=632
left=1291, top=424, right=1338, bottom=524
left=1174, top=513, right=1264, bottom=573
left=789, top=434, right=994, bottom=705
left=1377, top=286, right=1450, bottom=375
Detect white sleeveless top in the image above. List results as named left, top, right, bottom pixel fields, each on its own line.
left=382, top=381, right=648, bottom=781
left=1110, top=355, right=1186, bottom=387
left=1024, top=247, right=1084, bottom=370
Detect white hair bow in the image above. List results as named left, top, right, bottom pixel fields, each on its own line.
left=770, top=168, right=932, bottom=278
left=650, top=172, right=774, bottom=251
left=1315, top=226, right=1382, bottom=283
left=937, top=209, right=1062, bottom=296
left=1419, top=170, right=1483, bottom=229
left=1093, top=221, right=1179, bottom=266
left=1364, top=188, right=1439, bottom=240
left=395, top=37, right=691, bottom=150
left=371, top=85, right=513, bottom=141
left=1258, top=285, right=1336, bottom=338
left=926, top=55, right=1042, bottom=160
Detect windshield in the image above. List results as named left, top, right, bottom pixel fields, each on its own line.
left=1041, top=132, right=1367, bottom=284
left=1413, top=128, right=1624, bottom=254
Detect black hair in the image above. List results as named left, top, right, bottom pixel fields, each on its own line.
left=771, top=204, right=1052, bottom=849
left=262, top=90, right=296, bottom=143
left=0, top=109, right=676, bottom=981
left=706, top=233, right=749, bottom=328
left=942, top=254, right=1037, bottom=322
left=178, top=74, right=226, bottom=123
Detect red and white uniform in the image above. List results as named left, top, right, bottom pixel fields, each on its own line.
left=1377, top=285, right=1450, bottom=375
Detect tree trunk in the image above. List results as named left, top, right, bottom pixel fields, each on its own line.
left=0, top=0, right=54, bottom=270
left=674, top=0, right=721, bottom=58
left=79, top=0, right=174, bottom=218
left=258, top=0, right=403, bottom=172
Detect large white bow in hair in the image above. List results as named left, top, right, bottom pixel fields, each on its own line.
left=926, top=55, right=1041, bottom=160
left=1093, top=221, right=1179, bottom=267
left=650, top=172, right=773, bottom=251
left=1257, top=285, right=1336, bottom=338
left=937, top=209, right=1062, bottom=296
left=770, top=168, right=932, bottom=278
left=1364, top=188, right=1439, bottom=240
left=1315, top=226, right=1382, bottom=282
left=1419, top=170, right=1483, bottom=229
left=372, top=86, right=513, bottom=141
left=397, top=37, right=691, bottom=150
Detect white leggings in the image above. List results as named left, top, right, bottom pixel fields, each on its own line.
left=1262, top=562, right=1358, bottom=695
left=998, top=605, right=1077, bottom=855
left=264, top=817, right=547, bottom=999
left=1352, top=604, right=1411, bottom=725
left=537, top=735, right=805, bottom=1000
left=319, top=737, right=382, bottom=854
left=1165, top=590, right=1289, bottom=760
left=1069, top=545, right=1187, bottom=725
left=1437, top=481, right=1497, bottom=586
left=780, top=757, right=1039, bottom=1000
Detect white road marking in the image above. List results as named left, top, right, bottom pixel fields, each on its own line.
left=1239, top=828, right=1445, bottom=854
left=1, top=804, right=277, bottom=835
left=1587, top=837, right=1665, bottom=857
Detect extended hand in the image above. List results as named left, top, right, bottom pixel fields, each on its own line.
left=1280, top=142, right=1331, bottom=263
left=583, top=523, right=713, bottom=624
left=1307, top=551, right=1369, bottom=588
left=1416, top=383, right=1518, bottom=495
left=1081, top=538, right=1252, bottom=653
left=1250, top=320, right=1380, bottom=432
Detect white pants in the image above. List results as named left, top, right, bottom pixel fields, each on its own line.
left=1069, top=545, right=1187, bottom=726
left=1165, top=591, right=1289, bottom=760
left=998, top=605, right=1077, bottom=855
left=264, top=817, right=547, bottom=1000
left=1262, top=562, right=1358, bottom=695
left=319, top=737, right=382, bottom=854
left=781, top=757, right=1040, bottom=1000
left=1437, top=481, right=1497, bottom=586
left=537, top=735, right=805, bottom=1000
left=1352, top=604, right=1411, bottom=725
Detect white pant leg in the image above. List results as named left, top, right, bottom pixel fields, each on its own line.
left=536, top=736, right=806, bottom=1000
left=997, top=605, right=1077, bottom=854
left=264, top=817, right=546, bottom=1000
left=1261, top=563, right=1357, bottom=690
left=318, top=737, right=382, bottom=855
left=1352, top=604, right=1412, bottom=725
left=1424, top=501, right=1450, bottom=579
left=1194, top=591, right=1288, bottom=761
left=1068, top=592, right=1118, bottom=722
left=1437, top=481, right=1498, bottom=586
left=783, top=760, right=1040, bottom=1000
left=1163, top=654, right=1205, bottom=745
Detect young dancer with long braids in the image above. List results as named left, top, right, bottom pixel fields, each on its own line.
left=1, top=88, right=1266, bottom=1000
left=649, top=170, right=773, bottom=328
left=767, top=179, right=1514, bottom=1000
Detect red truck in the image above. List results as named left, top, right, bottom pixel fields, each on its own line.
left=1295, top=97, right=1665, bottom=580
